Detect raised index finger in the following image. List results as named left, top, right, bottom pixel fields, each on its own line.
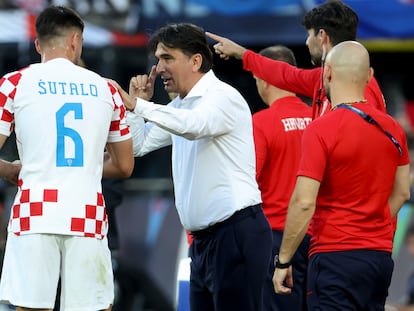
left=148, top=65, right=157, bottom=82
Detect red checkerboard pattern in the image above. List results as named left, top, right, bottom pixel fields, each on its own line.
left=0, top=71, right=23, bottom=126
left=10, top=188, right=58, bottom=235
left=107, top=81, right=130, bottom=137
left=71, top=192, right=108, bottom=239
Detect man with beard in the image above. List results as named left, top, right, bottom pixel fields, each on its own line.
left=206, top=0, right=386, bottom=119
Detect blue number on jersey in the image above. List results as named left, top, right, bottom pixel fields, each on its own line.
left=56, top=103, right=84, bottom=167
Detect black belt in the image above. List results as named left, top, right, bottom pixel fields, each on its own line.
left=190, top=204, right=262, bottom=240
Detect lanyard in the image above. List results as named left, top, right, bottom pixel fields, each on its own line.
left=336, top=104, right=402, bottom=156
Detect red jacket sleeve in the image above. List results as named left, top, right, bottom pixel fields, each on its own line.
left=243, top=49, right=320, bottom=99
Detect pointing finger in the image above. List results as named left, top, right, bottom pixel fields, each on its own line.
left=205, top=32, right=223, bottom=43
left=148, top=65, right=157, bottom=82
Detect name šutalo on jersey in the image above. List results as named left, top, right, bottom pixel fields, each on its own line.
left=38, top=80, right=99, bottom=97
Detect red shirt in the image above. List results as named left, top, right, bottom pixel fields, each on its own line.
left=243, top=50, right=386, bottom=119
left=298, top=103, right=409, bottom=256
left=253, top=96, right=312, bottom=232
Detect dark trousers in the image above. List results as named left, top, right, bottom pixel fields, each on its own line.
left=263, top=230, right=310, bottom=311
left=189, top=204, right=272, bottom=311
left=307, top=250, right=394, bottom=311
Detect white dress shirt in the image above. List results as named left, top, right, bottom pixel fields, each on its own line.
left=127, top=70, right=261, bottom=231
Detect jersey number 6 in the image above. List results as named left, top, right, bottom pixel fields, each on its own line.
left=56, top=102, right=84, bottom=167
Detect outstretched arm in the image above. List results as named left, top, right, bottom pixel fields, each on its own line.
left=206, top=32, right=318, bottom=99
left=206, top=32, right=247, bottom=60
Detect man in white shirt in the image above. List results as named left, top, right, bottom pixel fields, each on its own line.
left=0, top=6, right=134, bottom=311
left=115, top=23, right=272, bottom=311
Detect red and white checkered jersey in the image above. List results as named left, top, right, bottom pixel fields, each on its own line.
left=0, top=58, right=130, bottom=239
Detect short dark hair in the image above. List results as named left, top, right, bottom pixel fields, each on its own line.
left=148, top=23, right=213, bottom=73
left=36, top=6, right=84, bottom=43
left=259, top=45, right=297, bottom=67
left=301, top=0, right=358, bottom=46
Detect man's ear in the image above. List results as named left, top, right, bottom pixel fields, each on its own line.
left=324, top=63, right=332, bottom=83
left=319, top=29, right=332, bottom=51
left=70, top=31, right=80, bottom=51
left=192, top=53, right=203, bottom=72
left=319, top=29, right=327, bottom=43
left=34, top=38, right=41, bottom=55
left=368, top=67, right=374, bottom=83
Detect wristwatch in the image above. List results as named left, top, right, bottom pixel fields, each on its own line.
left=274, top=254, right=292, bottom=269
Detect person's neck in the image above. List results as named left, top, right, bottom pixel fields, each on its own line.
left=40, top=47, right=72, bottom=63
left=179, top=72, right=206, bottom=99
left=267, top=89, right=295, bottom=107
left=330, top=89, right=366, bottom=110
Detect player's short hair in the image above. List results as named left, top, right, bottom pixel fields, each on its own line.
left=301, top=0, right=358, bottom=46
left=148, top=23, right=213, bottom=73
left=36, top=6, right=84, bottom=43
left=259, top=45, right=297, bottom=67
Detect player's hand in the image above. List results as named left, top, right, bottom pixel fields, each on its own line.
left=273, top=266, right=293, bottom=295
left=130, top=65, right=157, bottom=102
left=0, top=159, right=21, bottom=186
left=205, top=32, right=247, bottom=60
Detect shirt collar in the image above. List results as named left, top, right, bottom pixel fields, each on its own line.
left=44, top=57, right=73, bottom=65
left=182, top=70, right=216, bottom=101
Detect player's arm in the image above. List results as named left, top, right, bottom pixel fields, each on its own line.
left=0, top=134, right=20, bottom=185
left=242, top=50, right=318, bottom=98
left=108, top=74, right=172, bottom=156
left=389, top=164, right=410, bottom=218
left=102, top=81, right=134, bottom=178
left=103, top=140, right=134, bottom=179
left=206, top=32, right=318, bottom=98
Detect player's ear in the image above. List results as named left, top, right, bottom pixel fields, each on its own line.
left=70, top=32, right=79, bottom=49
left=368, top=67, right=374, bottom=83
left=34, top=38, right=41, bottom=55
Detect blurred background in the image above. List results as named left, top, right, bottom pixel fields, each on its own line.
left=0, top=0, right=413, bottom=310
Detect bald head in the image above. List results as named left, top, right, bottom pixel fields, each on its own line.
left=324, top=41, right=373, bottom=106
left=326, top=41, right=370, bottom=83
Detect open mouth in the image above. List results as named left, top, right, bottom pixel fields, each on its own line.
left=162, top=77, right=172, bottom=86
